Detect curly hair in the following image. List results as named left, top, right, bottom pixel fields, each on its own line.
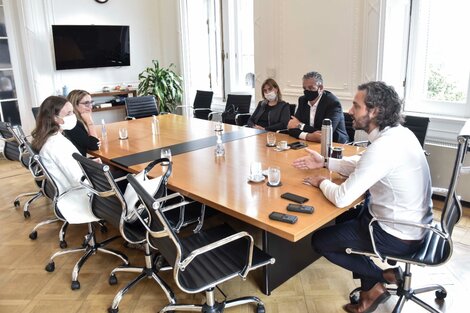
left=31, top=96, right=68, bottom=152
left=358, top=81, right=403, bottom=130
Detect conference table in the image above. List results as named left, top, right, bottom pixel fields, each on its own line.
left=90, top=114, right=363, bottom=295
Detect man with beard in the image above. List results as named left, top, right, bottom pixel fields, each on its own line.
left=292, top=81, right=433, bottom=313
left=287, top=71, right=349, bottom=143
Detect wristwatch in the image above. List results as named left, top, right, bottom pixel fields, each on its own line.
left=297, top=123, right=304, bottom=129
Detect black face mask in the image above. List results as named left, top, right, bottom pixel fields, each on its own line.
left=304, top=89, right=319, bottom=101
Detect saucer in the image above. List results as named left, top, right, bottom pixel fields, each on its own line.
left=274, top=146, right=291, bottom=152
left=247, top=175, right=265, bottom=183
left=266, top=143, right=277, bottom=147
left=262, top=169, right=269, bottom=177
left=267, top=181, right=282, bottom=187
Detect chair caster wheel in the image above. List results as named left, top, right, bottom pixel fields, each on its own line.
left=436, top=289, right=447, bottom=300
left=109, top=274, right=118, bottom=285
left=59, top=240, right=67, bottom=249
left=29, top=231, right=38, bottom=240
left=349, top=287, right=361, bottom=305
left=108, top=307, right=119, bottom=313
left=24, top=211, right=30, bottom=218
left=14, top=200, right=20, bottom=208
left=257, top=304, right=265, bottom=313
left=45, top=262, right=55, bottom=272
left=71, top=280, right=80, bottom=290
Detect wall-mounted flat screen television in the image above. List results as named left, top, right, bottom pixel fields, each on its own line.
left=52, top=25, right=130, bottom=70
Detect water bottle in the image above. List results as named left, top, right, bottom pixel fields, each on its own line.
left=215, top=132, right=225, bottom=157
left=62, top=85, right=68, bottom=97
left=101, top=119, right=107, bottom=138
left=152, top=115, right=159, bottom=135
left=321, top=118, right=332, bottom=159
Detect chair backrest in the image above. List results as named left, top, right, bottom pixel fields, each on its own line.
left=343, top=112, right=355, bottom=143
left=0, top=121, right=20, bottom=161
left=221, top=94, right=251, bottom=125
left=403, top=115, right=430, bottom=148
left=125, top=96, right=159, bottom=119
left=127, top=173, right=182, bottom=270
left=32, top=107, right=40, bottom=120
left=193, top=90, right=214, bottom=120
left=289, top=103, right=296, bottom=116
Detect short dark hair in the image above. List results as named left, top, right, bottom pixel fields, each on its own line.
left=302, top=71, right=323, bottom=86
left=358, top=81, right=403, bottom=130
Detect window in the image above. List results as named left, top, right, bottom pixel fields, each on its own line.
left=180, top=0, right=254, bottom=108
left=0, top=1, right=21, bottom=125
left=386, top=0, right=470, bottom=117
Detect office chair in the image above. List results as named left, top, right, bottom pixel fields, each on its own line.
left=404, top=115, right=430, bottom=156
left=43, top=153, right=129, bottom=290
left=125, top=95, right=159, bottom=119
left=345, top=122, right=469, bottom=313
left=192, top=90, right=214, bottom=120
left=126, top=172, right=275, bottom=313
left=32, top=107, right=40, bottom=120
left=343, top=112, right=355, bottom=143
left=210, top=94, right=252, bottom=126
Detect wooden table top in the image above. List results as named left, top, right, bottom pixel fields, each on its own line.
left=91, top=114, right=364, bottom=242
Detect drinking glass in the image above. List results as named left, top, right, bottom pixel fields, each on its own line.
left=250, top=162, right=263, bottom=180
left=268, top=166, right=281, bottom=186
left=118, top=127, right=128, bottom=140
left=266, top=132, right=276, bottom=147
left=160, top=148, right=172, bottom=165
left=214, top=121, right=223, bottom=132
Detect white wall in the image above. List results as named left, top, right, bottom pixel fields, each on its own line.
left=253, top=0, right=383, bottom=108
left=7, top=0, right=180, bottom=133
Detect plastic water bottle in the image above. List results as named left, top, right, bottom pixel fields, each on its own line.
left=321, top=118, right=332, bottom=159
left=152, top=115, right=159, bottom=135
left=215, top=132, right=225, bottom=157
left=101, top=119, right=107, bottom=138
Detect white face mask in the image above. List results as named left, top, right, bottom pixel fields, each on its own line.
left=264, top=90, right=277, bottom=102
left=59, top=113, right=77, bottom=130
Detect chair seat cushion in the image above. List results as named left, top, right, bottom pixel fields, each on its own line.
left=178, top=224, right=272, bottom=292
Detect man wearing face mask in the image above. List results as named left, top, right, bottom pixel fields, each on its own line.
left=247, top=78, right=291, bottom=131
left=287, top=71, right=349, bottom=143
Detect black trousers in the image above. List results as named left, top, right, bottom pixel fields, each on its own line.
left=312, top=209, right=422, bottom=291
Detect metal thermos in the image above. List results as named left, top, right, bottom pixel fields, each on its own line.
left=321, top=118, right=333, bottom=158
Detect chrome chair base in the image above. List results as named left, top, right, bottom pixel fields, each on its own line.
left=14, top=190, right=44, bottom=218
left=45, top=223, right=128, bottom=290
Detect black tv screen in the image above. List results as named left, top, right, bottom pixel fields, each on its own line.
left=52, top=25, right=130, bottom=70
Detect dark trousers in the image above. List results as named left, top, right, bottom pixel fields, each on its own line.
left=312, top=210, right=422, bottom=291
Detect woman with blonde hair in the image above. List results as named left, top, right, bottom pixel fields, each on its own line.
left=247, top=78, right=290, bottom=131
left=65, top=89, right=100, bottom=156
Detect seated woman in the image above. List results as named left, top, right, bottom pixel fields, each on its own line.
left=31, top=96, right=97, bottom=223
left=64, top=90, right=100, bottom=156
left=247, top=78, right=290, bottom=131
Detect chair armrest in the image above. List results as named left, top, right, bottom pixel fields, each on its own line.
left=0, top=136, right=16, bottom=143
left=352, top=140, right=369, bottom=147
left=179, top=231, right=254, bottom=278
left=208, top=111, right=222, bottom=121
left=114, top=175, right=128, bottom=183
left=125, top=116, right=136, bottom=120
left=56, top=185, right=89, bottom=202
left=235, top=113, right=251, bottom=126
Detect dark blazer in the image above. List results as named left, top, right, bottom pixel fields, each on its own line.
left=63, top=120, right=100, bottom=156
left=247, top=100, right=290, bottom=131
left=288, top=90, right=349, bottom=143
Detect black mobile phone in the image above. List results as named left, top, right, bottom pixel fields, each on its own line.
left=281, top=192, right=309, bottom=204
left=287, top=203, right=314, bottom=214
left=289, top=141, right=308, bottom=150
left=269, top=211, right=298, bottom=224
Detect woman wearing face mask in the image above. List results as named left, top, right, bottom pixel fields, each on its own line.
left=247, top=78, right=290, bottom=131
left=64, top=89, right=100, bottom=156
left=31, top=96, right=86, bottom=197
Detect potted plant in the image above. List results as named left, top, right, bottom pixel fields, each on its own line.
left=138, top=60, right=183, bottom=113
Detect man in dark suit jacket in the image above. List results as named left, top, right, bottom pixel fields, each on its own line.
left=287, top=71, right=349, bottom=143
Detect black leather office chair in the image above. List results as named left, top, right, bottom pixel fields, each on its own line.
left=125, top=95, right=159, bottom=119
left=404, top=115, right=430, bottom=151
left=343, top=112, right=355, bottom=143
left=211, top=94, right=251, bottom=126
left=126, top=172, right=275, bottom=313
left=192, top=90, right=214, bottom=120
left=345, top=122, right=469, bottom=312
left=44, top=153, right=129, bottom=290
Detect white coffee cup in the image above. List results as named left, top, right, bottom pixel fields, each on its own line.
left=268, top=166, right=281, bottom=186
left=277, top=140, right=288, bottom=150
left=250, top=162, right=263, bottom=180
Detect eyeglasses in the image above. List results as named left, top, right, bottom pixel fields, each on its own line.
left=79, top=100, right=95, bottom=107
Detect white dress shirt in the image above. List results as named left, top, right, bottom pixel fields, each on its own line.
left=299, top=93, right=322, bottom=140
left=40, top=132, right=98, bottom=224
left=320, top=125, right=433, bottom=240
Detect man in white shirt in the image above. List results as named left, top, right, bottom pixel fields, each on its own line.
left=293, top=81, right=433, bottom=313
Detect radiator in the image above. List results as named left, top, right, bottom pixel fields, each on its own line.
left=425, top=141, right=470, bottom=202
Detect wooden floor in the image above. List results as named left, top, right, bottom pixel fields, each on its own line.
left=0, top=158, right=469, bottom=313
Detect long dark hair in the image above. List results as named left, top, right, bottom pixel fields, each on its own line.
left=31, top=96, right=68, bottom=152
left=358, top=81, right=403, bottom=130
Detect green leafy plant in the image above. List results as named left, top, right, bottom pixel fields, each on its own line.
left=138, top=60, right=183, bottom=113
